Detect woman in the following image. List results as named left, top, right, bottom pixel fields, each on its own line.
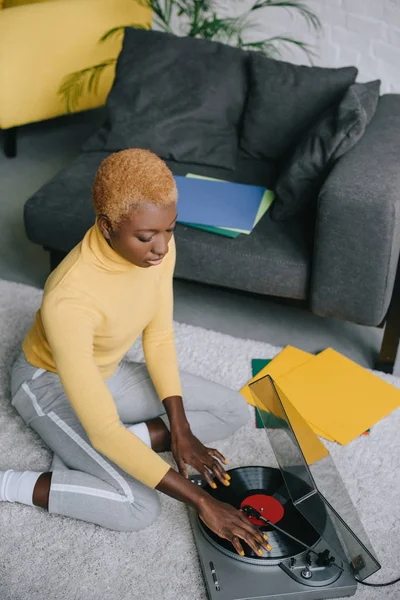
left=2, top=149, right=270, bottom=557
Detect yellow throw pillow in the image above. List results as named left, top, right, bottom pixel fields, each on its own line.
left=0, top=0, right=152, bottom=128
left=4, top=0, right=56, bottom=7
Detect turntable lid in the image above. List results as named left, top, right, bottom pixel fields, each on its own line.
left=249, top=375, right=381, bottom=581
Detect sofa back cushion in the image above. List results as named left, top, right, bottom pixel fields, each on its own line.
left=271, top=80, right=381, bottom=221
left=240, top=53, right=358, bottom=161
left=83, top=28, right=248, bottom=170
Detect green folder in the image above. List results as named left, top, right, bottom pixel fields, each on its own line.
left=252, top=359, right=285, bottom=429
left=182, top=174, right=274, bottom=237
left=184, top=223, right=241, bottom=238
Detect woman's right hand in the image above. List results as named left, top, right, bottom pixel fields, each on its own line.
left=197, top=495, right=272, bottom=557
left=156, top=467, right=272, bottom=556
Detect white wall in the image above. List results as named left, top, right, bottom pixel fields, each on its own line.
left=216, top=0, right=400, bottom=94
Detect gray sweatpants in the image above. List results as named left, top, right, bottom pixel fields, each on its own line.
left=10, top=351, right=249, bottom=532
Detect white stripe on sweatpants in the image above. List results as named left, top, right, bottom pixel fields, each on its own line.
left=22, top=381, right=134, bottom=504
left=21, top=382, right=45, bottom=416
left=32, top=368, right=46, bottom=380
left=51, top=483, right=131, bottom=503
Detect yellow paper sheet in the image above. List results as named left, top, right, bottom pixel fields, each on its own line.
left=276, top=348, right=400, bottom=445
left=248, top=375, right=329, bottom=465
left=252, top=190, right=275, bottom=228
left=240, top=346, right=313, bottom=406
left=275, top=382, right=329, bottom=465
left=240, top=346, right=336, bottom=442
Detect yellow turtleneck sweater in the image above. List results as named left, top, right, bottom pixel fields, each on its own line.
left=23, top=223, right=182, bottom=488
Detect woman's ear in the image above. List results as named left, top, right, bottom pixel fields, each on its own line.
left=97, top=215, right=113, bottom=240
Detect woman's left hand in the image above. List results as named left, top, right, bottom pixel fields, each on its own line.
left=171, top=426, right=230, bottom=488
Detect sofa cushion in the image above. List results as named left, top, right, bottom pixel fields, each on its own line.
left=240, top=53, right=358, bottom=161
left=174, top=211, right=314, bottom=300
left=24, top=151, right=312, bottom=299
left=271, top=80, right=381, bottom=221
left=83, top=28, right=248, bottom=170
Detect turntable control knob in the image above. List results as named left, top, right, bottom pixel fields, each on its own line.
left=301, top=566, right=313, bottom=580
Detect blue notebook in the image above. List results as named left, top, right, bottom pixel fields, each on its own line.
left=174, top=175, right=267, bottom=231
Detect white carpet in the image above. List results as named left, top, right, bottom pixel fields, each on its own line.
left=0, top=279, right=399, bottom=600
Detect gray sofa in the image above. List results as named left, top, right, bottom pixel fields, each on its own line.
left=23, top=29, right=400, bottom=372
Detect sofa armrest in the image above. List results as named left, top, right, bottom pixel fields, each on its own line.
left=311, top=94, right=400, bottom=327
left=0, top=0, right=151, bottom=129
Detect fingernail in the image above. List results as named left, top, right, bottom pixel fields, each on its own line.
left=263, top=534, right=269, bottom=541
left=223, top=459, right=229, bottom=465
left=224, top=480, right=230, bottom=486
left=225, top=474, right=231, bottom=480
left=239, top=551, right=245, bottom=556
left=211, top=483, right=217, bottom=489
left=258, top=549, right=263, bottom=556
left=266, top=544, right=272, bottom=551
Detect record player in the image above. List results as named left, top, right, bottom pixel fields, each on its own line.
left=188, top=375, right=381, bottom=600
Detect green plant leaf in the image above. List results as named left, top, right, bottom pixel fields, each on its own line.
left=242, top=35, right=317, bottom=62
left=242, top=39, right=281, bottom=58
left=165, top=0, right=174, bottom=22
left=250, top=0, right=322, bottom=31
left=144, top=0, right=173, bottom=31
left=193, top=14, right=241, bottom=41
left=237, top=33, right=245, bottom=48
left=175, top=0, right=213, bottom=18
left=176, top=0, right=215, bottom=35
left=99, top=22, right=150, bottom=43
left=58, top=59, right=116, bottom=113
left=153, top=15, right=173, bottom=32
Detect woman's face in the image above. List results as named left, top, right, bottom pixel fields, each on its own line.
left=98, top=203, right=178, bottom=268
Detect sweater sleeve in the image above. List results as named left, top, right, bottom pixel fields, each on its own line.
left=142, top=237, right=182, bottom=401
left=41, top=290, right=170, bottom=489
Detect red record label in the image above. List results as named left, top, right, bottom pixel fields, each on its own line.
left=240, top=494, right=285, bottom=526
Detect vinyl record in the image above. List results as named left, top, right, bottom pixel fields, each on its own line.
left=199, top=466, right=323, bottom=561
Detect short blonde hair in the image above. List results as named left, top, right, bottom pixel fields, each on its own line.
left=92, top=149, right=177, bottom=228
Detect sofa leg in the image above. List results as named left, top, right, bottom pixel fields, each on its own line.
left=377, top=313, right=400, bottom=373
left=4, top=127, right=17, bottom=158
left=376, top=258, right=400, bottom=374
